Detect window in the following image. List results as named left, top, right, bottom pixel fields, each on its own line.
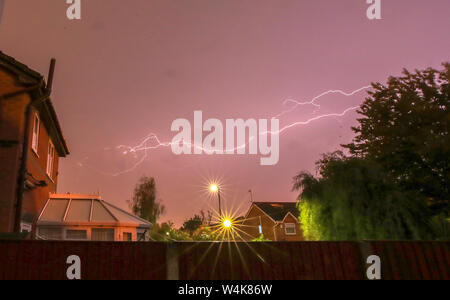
left=32, top=113, right=40, bottom=153
left=258, top=225, right=263, bottom=235
left=66, top=230, right=87, bottom=240
left=38, top=227, right=62, bottom=240
left=91, top=228, right=115, bottom=241
left=285, top=223, right=296, bottom=235
left=137, top=229, right=147, bottom=241
left=122, top=232, right=132, bottom=241
left=46, top=141, right=55, bottom=178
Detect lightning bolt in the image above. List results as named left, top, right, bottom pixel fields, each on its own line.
left=273, top=85, right=371, bottom=119
left=78, top=85, right=371, bottom=176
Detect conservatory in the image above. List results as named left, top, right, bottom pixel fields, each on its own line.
left=36, top=194, right=152, bottom=241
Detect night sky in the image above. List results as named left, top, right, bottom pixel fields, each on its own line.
left=1, top=0, right=449, bottom=225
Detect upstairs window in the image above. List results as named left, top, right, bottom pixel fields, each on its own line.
left=47, top=141, right=55, bottom=179
left=32, top=113, right=40, bottom=153
left=285, top=223, right=296, bottom=235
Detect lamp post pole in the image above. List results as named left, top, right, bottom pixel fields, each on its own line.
left=217, top=187, right=222, bottom=216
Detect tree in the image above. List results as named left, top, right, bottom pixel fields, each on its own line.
left=200, top=209, right=213, bottom=226
left=181, top=210, right=214, bottom=236
left=129, top=176, right=165, bottom=224
left=181, top=214, right=203, bottom=235
left=343, top=64, right=450, bottom=215
left=293, top=152, right=433, bottom=240
left=293, top=64, right=450, bottom=240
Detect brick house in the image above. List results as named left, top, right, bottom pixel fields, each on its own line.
left=240, top=202, right=303, bottom=241
left=0, top=52, right=69, bottom=234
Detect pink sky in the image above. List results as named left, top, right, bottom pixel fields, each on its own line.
left=1, top=0, right=449, bottom=226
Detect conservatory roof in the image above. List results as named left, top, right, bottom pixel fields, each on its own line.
left=37, top=194, right=152, bottom=228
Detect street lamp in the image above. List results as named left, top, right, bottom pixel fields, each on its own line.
left=209, top=183, right=222, bottom=216
left=223, top=219, right=232, bottom=229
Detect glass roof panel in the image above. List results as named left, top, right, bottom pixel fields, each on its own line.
left=65, top=199, right=91, bottom=222
left=91, top=200, right=116, bottom=222
left=39, top=199, right=69, bottom=222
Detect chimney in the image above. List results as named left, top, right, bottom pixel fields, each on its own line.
left=47, top=58, right=56, bottom=91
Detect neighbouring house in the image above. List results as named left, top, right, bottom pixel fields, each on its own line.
left=240, top=202, right=303, bottom=241
left=0, top=52, right=69, bottom=234
left=36, top=194, right=152, bottom=241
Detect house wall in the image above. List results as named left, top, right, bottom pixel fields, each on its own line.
left=240, top=205, right=304, bottom=241
left=273, top=213, right=303, bottom=241
left=0, top=68, right=60, bottom=233
left=22, top=108, right=60, bottom=225
left=0, top=69, right=29, bottom=232
left=241, top=206, right=276, bottom=241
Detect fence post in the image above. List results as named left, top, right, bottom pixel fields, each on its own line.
left=166, top=242, right=179, bottom=280
left=357, top=241, right=376, bottom=280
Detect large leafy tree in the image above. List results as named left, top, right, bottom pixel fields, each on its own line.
left=293, top=152, right=432, bottom=240
left=344, top=64, right=450, bottom=215
left=293, top=64, right=450, bottom=241
left=129, top=176, right=165, bottom=224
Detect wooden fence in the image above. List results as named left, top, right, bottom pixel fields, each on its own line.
left=0, top=240, right=448, bottom=280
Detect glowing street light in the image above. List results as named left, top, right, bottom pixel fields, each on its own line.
left=209, top=183, right=222, bottom=216
left=223, top=219, right=232, bottom=229
left=210, top=184, right=218, bottom=192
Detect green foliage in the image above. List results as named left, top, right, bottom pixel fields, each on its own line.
left=297, top=198, right=327, bottom=241
left=181, top=210, right=214, bottom=236
left=129, top=176, right=165, bottom=224
left=182, top=215, right=203, bottom=235
left=343, top=64, right=450, bottom=216
left=428, top=215, right=450, bottom=241
left=149, top=221, right=192, bottom=241
left=150, top=210, right=218, bottom=242
left=192, top=226, right=219, bottom=241
left=252, top=234, right=271, bottom=242
left=294, top=64, right=449, bottom=241
left=294, top=153, right=432, bottom=240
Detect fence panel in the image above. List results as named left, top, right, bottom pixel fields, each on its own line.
left=0, top=240, right=448, bottom=280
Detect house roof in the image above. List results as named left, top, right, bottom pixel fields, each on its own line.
left=251, top=202, right=299, bottom=222
left=37, top=194, right=152, bottom=229
left=0, top=51, right=69, bottom=157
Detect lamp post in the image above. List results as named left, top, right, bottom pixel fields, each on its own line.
left=210, top=184, right=222, bottom=216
